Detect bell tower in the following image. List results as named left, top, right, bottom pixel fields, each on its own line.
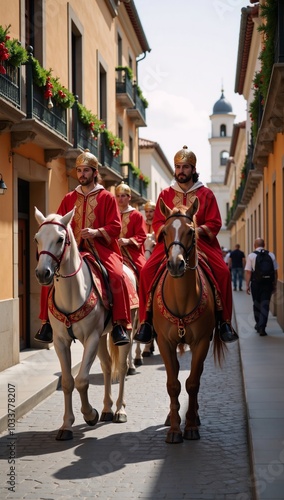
left=207, top=88, right=235, bottom=248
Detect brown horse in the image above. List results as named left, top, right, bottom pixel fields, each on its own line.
left=153, top=198, right=225, bottom=444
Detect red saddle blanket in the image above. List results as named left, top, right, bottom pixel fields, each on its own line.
left=81, top=252, right=138, bottom=310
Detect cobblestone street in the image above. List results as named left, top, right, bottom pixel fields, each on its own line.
left=0, top=340, right=251, bottom=499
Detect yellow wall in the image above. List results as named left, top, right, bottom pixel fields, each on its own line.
left=0, top=136, right=13, bottom=300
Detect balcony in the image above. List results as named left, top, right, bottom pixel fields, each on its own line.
left=226, top=142, right=263, bottom=228
left=98, top=133, right=123, bottom=187
left=32, top=84, right=68, bottom=139
left=75, top=118, right=98, bottom=158
left=116, top=69, right=134, bottom=108
left=0, top=63, right=26, bottom=128
left=127, top=85, right=147, bottom=127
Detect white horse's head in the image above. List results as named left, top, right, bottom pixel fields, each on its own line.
left=34, top=208, right=75, bottom=285
left=144, top=232, right=156, bottom=260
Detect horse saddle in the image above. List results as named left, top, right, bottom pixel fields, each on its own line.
left=82, top=252, right=138, bottom=310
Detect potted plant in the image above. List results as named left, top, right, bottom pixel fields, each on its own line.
left=0, top=24, right=28, bottom=74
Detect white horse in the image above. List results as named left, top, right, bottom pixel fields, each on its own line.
left=34, top=207, right=137, bottom=440
left=128, top=232, right=157, bottom=368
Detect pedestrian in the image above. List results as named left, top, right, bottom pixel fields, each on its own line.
left=229, top=244, right=246, bottom=291
left=115, top=182, right=147, bottom=280
left=134, top=145, right=238, bottom=344
left=35, top=150, right=131, bottom=346
left=245, top=237, right=278, bottom=336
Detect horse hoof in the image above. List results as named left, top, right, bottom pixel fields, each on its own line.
left=84, top=408, right=99, bottom=427
left=164, top=414, right=171, bottom=426
left=183, top=428, right=200, bottom=440
left=166, top=431, right=183, bottom=444
left=100, top=411, right=114, bottom=422
left=56, top=429, right=73, bottom=441
left=127, top=367, right=136, bottom=375
left=134, top=358, right=143, bottom=367
left=113, top=413, right=127, bottom=423
left=142, top=351, right=150, bottom=357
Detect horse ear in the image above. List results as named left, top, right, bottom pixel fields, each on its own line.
left=34, top=207, right=45, bottom=225
left=187, top=197, right=199, bottom=218
left=159, top=198, right=171, bottom=218
left=60, top=208, right=75, bottom=227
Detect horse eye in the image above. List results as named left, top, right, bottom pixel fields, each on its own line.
left=57, top=236, right=64, bottom=244
left=34, top=237, right=38, bottom=244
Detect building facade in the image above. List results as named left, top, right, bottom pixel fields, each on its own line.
left=226, top=0, right=284, bottom=329
left=0, top=0, right=150, bottom=370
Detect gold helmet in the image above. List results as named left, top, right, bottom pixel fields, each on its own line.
left=174, top=145, right=196, bottom=167
left=115, top=182, right=131, bottom=196
left=144, top=200, right=156, bottom=210
left=76, top=149, right=98, bottom=170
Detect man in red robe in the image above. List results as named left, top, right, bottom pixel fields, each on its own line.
left=144, top=200, right=156, bottom=234
left=115, top=182, right=147, bottom=280
left=134, top=145, right=238, bottom=344
left=35, top=150, right=131, bottom=346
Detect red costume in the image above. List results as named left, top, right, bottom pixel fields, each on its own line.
left=138, top=181, right=232, bottom=324
left=119, top=207, right=147, bottom=279
left=39, top=185, right=131, bottom=326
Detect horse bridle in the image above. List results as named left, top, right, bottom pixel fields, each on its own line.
left=36, top=221, right=82, bottom=279
left=163, top=213, right=198, bottom=270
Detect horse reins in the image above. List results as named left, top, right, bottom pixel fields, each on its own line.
left=36, top=221, right=83, bottom=279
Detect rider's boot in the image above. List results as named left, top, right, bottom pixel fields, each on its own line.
left=219, top=321, right=239, bottom=343
left=134, top=314, right=153, bottom=344
left=111, top=322, right=130, bottom=346
left=35, top=321, right=53, bottom=343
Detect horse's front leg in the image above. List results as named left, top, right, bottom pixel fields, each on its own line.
left=184, top=340, right=210, bottom=440
left=127, top=308, right=138, bottom=375
left=97, top=334, right=113, bottom=421
left=157, top=338, right=182, bottom=444
left=113, top=343, right=131, bottom=423
left=53, top=336, right=75, bottom=441
left=74, top=332, right=100, bottom=428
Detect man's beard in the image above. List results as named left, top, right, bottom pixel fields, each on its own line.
left=174, top=173, right=192, bottom=184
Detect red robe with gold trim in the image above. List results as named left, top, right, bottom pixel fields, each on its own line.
left=40, top=185, right=131, bottom=326
left=119, top=208, right=147, bottom=279
left=138, top=183, right=232, bottom=323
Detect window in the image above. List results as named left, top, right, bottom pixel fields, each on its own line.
left=220, top=124, right=226, bottom=137
left=220, top=151, right=229, bottom=166
left=99, top=64, right=107, bottom=123
left=25, top=0, right=44, bottom=61
left=71, top=23, right=83, bottom=99
left=117, top=33, right=122, bottom=66
left=129, top=135, right=133, bottom=162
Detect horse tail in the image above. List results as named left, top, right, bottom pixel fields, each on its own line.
left=213, top=324, right=227, bottom=367
left=108, top=337, right=120, bottom=381
left=177, top=343, right=186, bottom=356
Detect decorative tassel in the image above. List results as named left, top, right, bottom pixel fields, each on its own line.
left=47, top=96, right=54, bottom=109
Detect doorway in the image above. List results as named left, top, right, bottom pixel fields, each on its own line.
left=18, top=179, right=30, bottom=350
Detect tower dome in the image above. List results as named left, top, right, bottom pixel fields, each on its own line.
left=212, top=89, right=233, bottom=114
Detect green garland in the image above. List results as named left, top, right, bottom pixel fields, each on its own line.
left=0, top=25, right=28, bottom=69
left=249, top=0, right=277, bottom=139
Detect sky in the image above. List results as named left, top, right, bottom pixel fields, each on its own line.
left=134, top=0, right=250, bottom=183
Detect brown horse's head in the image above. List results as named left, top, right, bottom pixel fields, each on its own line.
left=160, top=197, right=199, bottom=277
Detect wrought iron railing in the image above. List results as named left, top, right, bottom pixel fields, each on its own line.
left=116, top=69, right=133, bottom=99
left=0, top=62, right=21, bottom=107
left=32, top=84, right=67, bottom=138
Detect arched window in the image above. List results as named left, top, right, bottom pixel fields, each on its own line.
left=220, top=124, right=226, bottom=137
left=220, top=151, right=229, bottom=166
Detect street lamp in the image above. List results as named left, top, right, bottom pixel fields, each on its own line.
left=0, top=174, right=7, bottom=195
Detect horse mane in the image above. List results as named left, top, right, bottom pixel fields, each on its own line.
left=45, top=213, right=60, bottom=222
